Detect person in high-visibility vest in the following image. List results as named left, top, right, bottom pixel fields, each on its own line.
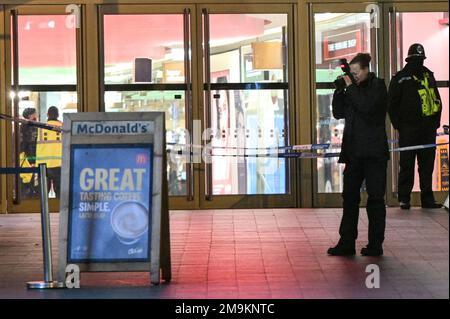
left=36, top=106, right=62, bottom=197
left=388, top=43, right=443, bottom=210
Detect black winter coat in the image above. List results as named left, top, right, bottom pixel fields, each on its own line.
left=20, top=124, right=38, bottom=165
left=332, top=72, right=389, bottom=164
left=387, top=64, right=442, bottom=131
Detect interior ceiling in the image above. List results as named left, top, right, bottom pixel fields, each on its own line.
left=18, top=14, right=286, bottom=68
left=315, top=13, right=369, bottom=31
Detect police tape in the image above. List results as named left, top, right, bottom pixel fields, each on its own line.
left=0, top=167, right=40, bottom=174
left=388, top=132, right=448, bottom=143
left=167, top=129, right=448, bottom=151
left=167, top=142, right=449, bottom=158
left=14, top=141, right=450, bottom=163
left=168, top=136, right=448, bottom=152
left=2, top=112, right=448, bottom=150
left=2, top=112, right=448, bottom=157
left=390, top=142, right=449, bottom=152
left=166, top=142, right=338, bottom=151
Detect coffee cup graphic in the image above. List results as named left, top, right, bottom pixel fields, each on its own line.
left=111, top=201, right=149, bottom=245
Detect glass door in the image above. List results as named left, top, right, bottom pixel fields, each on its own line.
left=5, top=5, right=81, bottom=213
left=99, top=4, right=197, bottom=209
left=198, top=4, right=297, bottom=209
left=385, top=2, right=449, bottom=206
left=100, top=4, right=296, bottom=209
left=311, top=3, right=381, bottom=207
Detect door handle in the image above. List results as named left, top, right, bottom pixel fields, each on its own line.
left=389, top=6, right=399, bottom=78
left=11, top=10, right=21, bottom=204
left=202, top=8, right=213, bottom=201
left=183, top=8, right=194, bottom=201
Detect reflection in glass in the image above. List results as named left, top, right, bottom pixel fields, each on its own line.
left=103, top=14, right=188, bottom=197
left=104, top=91, right=187, bottom=196
left=207, top=13, right=289, bottom=195
left=316, top=90, right=344, bottom=193
left=14, top=14, right=77, bottom=201
left=210, top=89, right=287, bottom=195
left=103, top=15, right=185, bottom=84
left=15, top=92, right=77, bottom=200
left=17, top=15, right=77, bottom=84
left=209, top=14, right=287, bottom=83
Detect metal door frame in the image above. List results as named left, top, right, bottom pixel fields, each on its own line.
left=0, top=5, right=6, bottom=213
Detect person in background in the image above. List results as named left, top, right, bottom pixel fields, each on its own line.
left=36, top=106, right=63, bottom=197
left=328, top=53, right=389, bottom=257
left=19, top=108, right=38, bottom=195
left=388, top=43, right=443, bottom=210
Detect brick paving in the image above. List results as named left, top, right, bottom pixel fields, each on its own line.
left=0, top=208, right=448, bottom=299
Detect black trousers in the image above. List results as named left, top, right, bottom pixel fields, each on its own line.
left=398, top=128, right=436, bottom=204
left=339, top=159, right=387, bottom=248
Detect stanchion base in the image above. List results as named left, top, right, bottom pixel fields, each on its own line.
left=27, top=281, right=65, bottom=289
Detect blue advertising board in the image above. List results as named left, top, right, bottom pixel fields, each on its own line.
left=68, top=144, right=153, bottom=263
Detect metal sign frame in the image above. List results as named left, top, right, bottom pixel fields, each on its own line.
left=57, top=112, right=170, bottom=285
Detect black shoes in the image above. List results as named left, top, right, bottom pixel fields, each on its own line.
left=421, top=202, right=442, bottom=209
left=399, top=202, right=411, bottom=210
left=328, top=241, right=383, bottom=256
left=327, top=244, right=356, bottom=256
left=361, top=246, right=383, bottom=256
left=399, top=202, right=443, bottom=209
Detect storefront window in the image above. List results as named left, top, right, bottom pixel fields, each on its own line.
left=103, top=14, right=185, bottom=85
left=103, top=13, right=290, bottom=196
left=103, top=13, right=187, bottom=196
left=209, top=88, right=287, bottom=195
left=207, top=14, right=289, bottom=195
left=104, top=90, right=187, bottom=196
left=17, top=15, right=76, bottom=84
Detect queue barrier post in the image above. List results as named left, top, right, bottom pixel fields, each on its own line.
left=0, top=165, right=64, bottom=289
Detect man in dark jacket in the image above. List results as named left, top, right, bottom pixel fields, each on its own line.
left=20, top=108, right=38, bottom=165
left=388, top=43, right=442, bottom=209
left=20, top=108, right=38, bottom=196
left=328, top=53, right=389, bottom=257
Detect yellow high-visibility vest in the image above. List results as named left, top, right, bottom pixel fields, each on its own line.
left=36, top=120, right=63, bottom=168
left=413, top=73, right=442, bottom=117
left=19, top=151, right=33, bottom=183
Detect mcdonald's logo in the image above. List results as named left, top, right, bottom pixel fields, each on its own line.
left=136, top=154, right=148, bottom=165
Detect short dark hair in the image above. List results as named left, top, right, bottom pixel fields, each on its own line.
left=350, top=53, right=372, bottom=69
left=47, top=106, right=59, bottom=120
left=22, top=107, right=36, bottom=119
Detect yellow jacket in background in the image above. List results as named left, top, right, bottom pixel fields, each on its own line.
left=36, top=120, right=63, bottom=168
left=19, top=151, right=32, bottom=183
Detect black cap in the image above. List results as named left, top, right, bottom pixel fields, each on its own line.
left=406, top=43, right=426, bottom=62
